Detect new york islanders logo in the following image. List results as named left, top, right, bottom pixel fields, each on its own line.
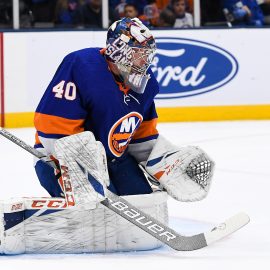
left=108, top=112, right=143, bottom=157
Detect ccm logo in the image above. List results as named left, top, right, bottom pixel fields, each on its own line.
left=31, top=199, right=67, bottom=208
left=110, top=200, right=176, bottom=242
left=61, top=165, right=75, bottom=207
left=11, top=203, right=23, bottom=211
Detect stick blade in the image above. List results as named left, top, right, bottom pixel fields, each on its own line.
left=204, top=212, right=250, bottom=246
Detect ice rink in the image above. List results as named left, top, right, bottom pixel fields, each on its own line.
left=0, top=121, right=269, bottom=270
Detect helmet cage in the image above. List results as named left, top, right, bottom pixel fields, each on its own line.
left=105, top=18, right=156, bottom=94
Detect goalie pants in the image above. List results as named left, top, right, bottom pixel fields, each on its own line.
left=35, top=154, right=152, bottom=197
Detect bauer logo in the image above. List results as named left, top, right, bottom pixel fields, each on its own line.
left=109, top=199, right=177, bottom=242
left=151, top=38, right=239, bottom=98
left=108, top=112, right=143, bottom=157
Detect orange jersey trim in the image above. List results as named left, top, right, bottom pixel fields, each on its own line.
left=34, top=112, right=85, bottom=136
left=35, top=132, right=42, bottom=145
left=115, top=81, right=130, bottom=95
left=133, top=118, right=158, bottom=140
left=99, top=48, right=106, bottom=55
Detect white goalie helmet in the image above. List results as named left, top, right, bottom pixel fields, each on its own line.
left=105, top=17, right=156, bottom=94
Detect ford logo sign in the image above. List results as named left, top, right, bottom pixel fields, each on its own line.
left=151, top=38, right=239, bottom=99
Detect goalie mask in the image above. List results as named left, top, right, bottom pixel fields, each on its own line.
left=105, top=17, right=156, bottom=94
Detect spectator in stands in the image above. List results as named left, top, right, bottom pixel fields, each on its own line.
left=54, top=0, right=82, bottom=27
left=112, top=0, right=149, bottom=16
left=222, top=0, right=264, bottom=26
left=123, top=3, right=159, bottom=26
left=115, top=0, right=128, bottom=18
left=140, top=0, right=160, bottom=27
left=124, top=4, right=139, bottom=18
left=158, top=7, right=176, bottom=26
left=170, top=0, right=193, bottom=28
left=113, top=0, right=169, bottom=22
left=74, top=0, right=115, bottom=28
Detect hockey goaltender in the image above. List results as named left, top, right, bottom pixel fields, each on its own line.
left=0, top=18, right=247, bottom=255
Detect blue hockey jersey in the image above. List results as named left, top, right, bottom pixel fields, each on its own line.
left=34, top=48, right=159, bottom=160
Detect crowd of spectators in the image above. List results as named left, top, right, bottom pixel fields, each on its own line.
left=0, top=0, right=270, bottom=29
left=202, top=0, right=270, bottom=26
left=0, top=0, right=194, bottom=28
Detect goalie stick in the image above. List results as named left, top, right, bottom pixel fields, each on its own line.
left=0, top=127, right=250, bottom=251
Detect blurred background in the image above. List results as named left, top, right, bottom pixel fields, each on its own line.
left=0, top=0, right=270, bottom=29
left=0, top=0, right=270, bottom=128
left=1, top=0, right=270, bottom=29
left=0, top=1, right=270, bottom=266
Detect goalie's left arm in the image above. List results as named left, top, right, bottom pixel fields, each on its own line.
left=141, top=136, right=215, bottom=202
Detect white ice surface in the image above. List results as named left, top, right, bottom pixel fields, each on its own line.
left=0, top=121, right=270, bottom=270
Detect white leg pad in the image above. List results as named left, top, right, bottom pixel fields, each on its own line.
left=0, top=192, right=168, bottom=254
left=0, top=199, right=26, bottom=254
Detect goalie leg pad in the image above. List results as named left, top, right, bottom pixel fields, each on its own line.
left=0, top=192, right=168, bottom=254
left=0, top=199, right=26, bottom=254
